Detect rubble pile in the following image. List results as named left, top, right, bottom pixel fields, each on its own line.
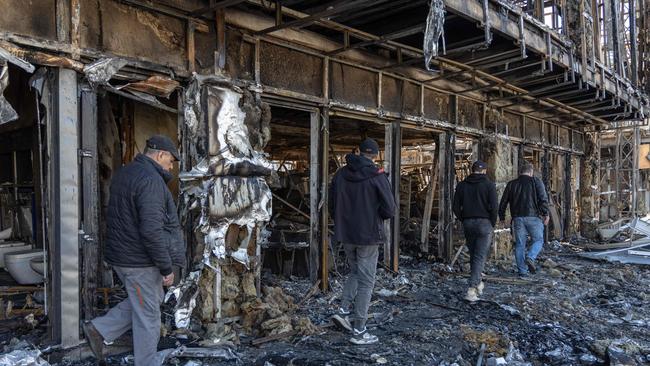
left=223, top=245, right=650, bottom=366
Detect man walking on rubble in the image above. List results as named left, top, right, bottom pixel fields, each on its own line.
left=329, top=138, right=396, bottom=345
left=453, top=161, right=498, bottom=302
left=82, top=135, right=186, bottom=366
left=498, top=162, right=549, bottom=277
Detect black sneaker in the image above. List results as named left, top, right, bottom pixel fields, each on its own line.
left=331, top=315, right=353, bottom=332
left=525, top=257, right=537, bottom=274
left=350, top=328, right=378, bottom=345
left=82, top=321, right=105, bottom=361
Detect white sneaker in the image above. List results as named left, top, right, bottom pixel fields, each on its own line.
left=476, top=281, right=485, bottom=296
left=349, top=328, right=378, bottom=345
left=331, top=314, right=353, bottom=332
left=464, top=287, right=479, bottom=302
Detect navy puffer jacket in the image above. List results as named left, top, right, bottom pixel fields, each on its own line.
left=104, top=154, right=186, bottom=276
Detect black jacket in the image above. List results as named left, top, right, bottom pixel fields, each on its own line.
left=329, top=154, right=396, bottom=246
left=498, top=175, right=549, bottom=220
left=453, top=173, right=498, bottom=227
left=104, top=154, right=186, bottom=276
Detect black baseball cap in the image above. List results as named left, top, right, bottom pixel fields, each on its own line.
left=472, top=160, right=487, bottom=171
left=146, top=135, right=180, bottom=161
left=359, top=138, right=379, bottom=155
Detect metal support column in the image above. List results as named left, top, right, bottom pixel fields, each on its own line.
left=52, top=68, right=80, bottom=348
left=437, top=131, right=455, bottom=262
left=388, top=121, right=401, bottom=272
left=309, top=110, right=321, bottom=285
left=80, top=85, right=99, bottom=321
left=564, top=153, right=572, bottom=238
left=615, top=127, right=639, bottom=217
left=320, top=108, right=330, bottom=291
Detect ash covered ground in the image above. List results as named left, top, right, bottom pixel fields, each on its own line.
left=12, top=244, right=650, bottom=366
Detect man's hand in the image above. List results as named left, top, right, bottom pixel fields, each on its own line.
left=163, top=273, right=174, bottom=286
left=543, top=215, right=550, bottom=226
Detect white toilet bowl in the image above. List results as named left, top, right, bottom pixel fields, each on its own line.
left=0, top=242, right=32, bottom=268
left=30, top=257, right=45, bottom=276
left=5, top=250, right=44, bottom=284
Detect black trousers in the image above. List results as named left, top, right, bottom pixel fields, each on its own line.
left=462, top=218, right=493, bottom=287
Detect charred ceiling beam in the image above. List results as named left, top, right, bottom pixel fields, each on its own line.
left=334, top=0, right=425, bottom=25
left=254, top=0, right=377, bottom=36
left=189, top=0, right=248, bottom=16
left=326, top=24, right=425, bottom=56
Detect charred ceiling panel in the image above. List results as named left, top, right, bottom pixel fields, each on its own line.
left=525, top=118, right=542, bottom=142
left=381, top=76, right=402, bottom=113
left=194, top=25, right=219, bottom=75
left=402, top=81, right=420, bottom=116
left=0, top=0, right=56, bottom=40
left=573, top=131, right=584, bottom=151
left=80, top=0, right=186, bottom=69
left=485, top=107, right=506, bottom=135
left=79, top=0, right=101, bottom=50
left=559, top=127, right=571, bottom=148
left=457, top=97, right=482, bottom=129
left=225, top=29, right=254, bottom=81
left=330, top=61, right=377, bottom=107
left=503, top=111, right=523, bottom=138
left=548, top=123, right=558, bottom=146
left=422, top=88, right=448, bottom=121
left=259, top=42, right=323, bottom=97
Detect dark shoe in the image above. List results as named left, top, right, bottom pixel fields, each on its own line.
left=349, top=328, right=378, bottom=345
left=82, top=321, right=105, bottom=361
left=331, top=314, right=353, bottom=332
left=518, top=272, right=529, bottom=278
left=525, top=257, right=537, bottom=274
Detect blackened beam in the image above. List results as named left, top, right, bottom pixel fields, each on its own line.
left=119, top=0, right=210, bottom=30
left=522, top=96, right=607, bottom=115
left=552, top=111, right=634, bottom=125
left=327, top=24, right=425, bottom=56
left=488, top=81, right=575, bottom=103
left=498, top=86, right=587, bottom=108
left=492, top=60, right=544, bottom=77
left=334, top=0, right=425, bottom=24
left=189, top=0, right=248, bottom=16
left=254, top=0, right=376, bottom=36
left=465, top=49, right=522, bottom=67
left=423, top=54, right=531, bottom=83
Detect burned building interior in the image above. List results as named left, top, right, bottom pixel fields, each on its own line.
left=0, top=0, right=649, bottom=365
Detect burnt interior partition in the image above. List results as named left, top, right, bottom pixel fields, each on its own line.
left=262, top=106, right=313, bottom=279
left=0, top=63, right=50, bottom=334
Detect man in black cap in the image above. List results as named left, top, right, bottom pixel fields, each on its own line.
left=453, top=161, right=498, bottom=302
left=82, top=135, right=185, bottom=365
left=330, top=138, right=396, bottom=345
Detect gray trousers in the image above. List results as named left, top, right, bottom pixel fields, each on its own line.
left=462, top=218, right=493, bottom=287
left=92, top=266, right=164, bottom=366
left=341, top=244, right=379, bottom=331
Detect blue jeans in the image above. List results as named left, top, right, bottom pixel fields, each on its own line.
left=512, top=216, right=544, bottom=274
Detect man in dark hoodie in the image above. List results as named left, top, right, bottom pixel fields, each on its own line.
left=498, top=162, right=549, bottom=276
left=329, top=138, right=396, bottom=345
left=82, top=135, right=185, bottom=366
left=452, top=161, right=498, bottom=302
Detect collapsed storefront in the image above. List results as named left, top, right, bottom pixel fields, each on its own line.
left=0, top=0, right=648, bottom=363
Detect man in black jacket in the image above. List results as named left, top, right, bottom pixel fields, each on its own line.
left=329, top=138, right=396, bottom=345
left=498, top=162, right=549, bottom=276
left=453, top=161, right=498, bottom=302
left=82, top=135, right=185, bottom=366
